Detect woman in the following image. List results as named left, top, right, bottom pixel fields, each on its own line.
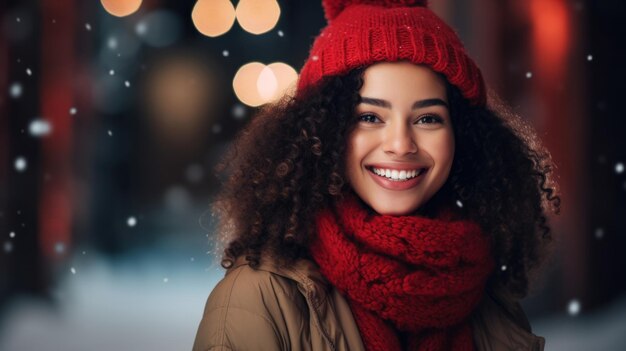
left=193, top=1, right=560, bottom=350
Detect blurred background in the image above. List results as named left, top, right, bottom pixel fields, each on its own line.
left=1, top=0, right=625, bottom=350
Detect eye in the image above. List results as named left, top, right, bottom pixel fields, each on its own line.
left=358, top=113, right=381, bottom=123
left=416, top=114, right=444, bottom=125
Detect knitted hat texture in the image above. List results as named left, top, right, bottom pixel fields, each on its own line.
left=297, top=0, right=486, bottom=106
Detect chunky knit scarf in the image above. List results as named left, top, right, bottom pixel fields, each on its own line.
left=310, top=194, right=495, bottom=351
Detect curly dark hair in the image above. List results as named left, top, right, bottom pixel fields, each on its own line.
left=211, top=67, right=561, bottom=299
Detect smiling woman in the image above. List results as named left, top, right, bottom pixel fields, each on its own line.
left=346, top=61, right=455, bottom=215
left=193, top=1, right=561, bottom=350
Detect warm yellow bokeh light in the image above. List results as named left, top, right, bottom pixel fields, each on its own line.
left=144, top=56, right=215, bottom=143
left=236, top=0, right=281, bottom=35
left=233, top=62, right=299, bottom=107
left=233, top=62, right=267, bottom=107
left=192, top=0, right=236, bottom=37
left=266, top=62, right=298, bottom=100
left=257, top=66, right=279, bottom=101
left=100, top=0, right=142, bottom=17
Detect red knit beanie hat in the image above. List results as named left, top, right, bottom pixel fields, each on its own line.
left=296, top=0, right=486, bottom=106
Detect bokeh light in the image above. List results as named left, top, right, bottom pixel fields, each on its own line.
left=266, top=62, right=298, bottom=100
left=100, top=0, right=143, bottom=17
left=9, top=82, right=23, bottom=98
left=233, top=62, right=267, bottom=107
left=143, top=55, right=215, bottom=144
left=28, top=119, right=53, bottom=137
left=235, top=0, right=281, bottom=35
left=233, top=62, right=298, bottom=107
left=135, top=10, right=182, bottom=47
left=192, top=0, right=236, bottom=38
left=257, top=66, right=278, bottom=101
left=14, top=156, right=27, bottom=172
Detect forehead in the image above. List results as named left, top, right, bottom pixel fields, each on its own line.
left=359, top=61, right=447, bottom=101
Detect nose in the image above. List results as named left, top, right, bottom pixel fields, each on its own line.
left=382, top=121, right=418, bottom=156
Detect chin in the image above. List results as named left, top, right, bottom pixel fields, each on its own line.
left=368, top=200, right=422, bottom=216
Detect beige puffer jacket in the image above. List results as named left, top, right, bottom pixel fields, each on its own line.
left=193, top=256, right=545, bottom=351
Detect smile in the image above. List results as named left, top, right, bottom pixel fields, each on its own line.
left=370, top=167, right=426, bottom=181
left=366, top=166, right=428, bottom=191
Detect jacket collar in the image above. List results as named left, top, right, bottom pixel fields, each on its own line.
left=230, top=255, right=331, bottom=306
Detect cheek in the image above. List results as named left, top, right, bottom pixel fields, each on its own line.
left=344, top=132, right=369, bottom=174
left=425, top=131, right=455, bottom=168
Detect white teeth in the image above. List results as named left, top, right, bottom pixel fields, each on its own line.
left=371, top=167, right=424, bottom=181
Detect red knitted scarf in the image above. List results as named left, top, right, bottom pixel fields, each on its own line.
left=310, top=194, right=495, bottom=351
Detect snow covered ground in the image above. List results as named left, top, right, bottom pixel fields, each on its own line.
left=1, top=249, right=625, bottom=351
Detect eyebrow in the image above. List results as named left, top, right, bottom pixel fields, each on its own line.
left=358, top=96, right=448, bottom=110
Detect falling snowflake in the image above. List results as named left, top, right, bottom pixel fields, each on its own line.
left=163, top=277, right=169, bottom=283
left=82, top=250, right=87, bottom=255
left=14, top=156, right=27, bottom=172
left=222, top=50, right=229, bottom=57
left=16, top=17, right=21, bottom=23
left=9, top=232, right=15, bottom=238
left=127, top=216, right=137, bottom=227
left=4, top=241, right=13, bottom=253
left=587, top=54, right=593, bottom=62
left=85, top=23, right=92, bottom=31
left=525, top=71, right=533, bottom=79
left=278, top=30, right=284, bottom=37
left=190, top=257, right=195, bottom=262
left=135, top=22, right=148, bottom=36
left=455, top=200, right=463, bottom=208
left=109, top=69, right=115, bottom=76
left=70, top=267, right=77, bottom=274
left=107, top=37, right=118, bottom=50
left=54, top=242, right=65, bottom=254
left=501, top=265, right=507, bottom=271
left=26, top=68, right=32, bottom=76
left=69, top=107, right=77, bottom=115
left=29, top=119, right=52, bottom=137
left=615, top=162, right=624, bottom=174
left=232, top=104, right=247, bottom=119
left=312, top=55, right=319, bottom=61
left=107, top=130, right=113, bottom=136
left=124, top=80, right=131, bottom=87
left=595, top=228, right=604, bottom=239
left=9, top=82, right=23, bottom=98
left=568, top=299, right=581, bottom=316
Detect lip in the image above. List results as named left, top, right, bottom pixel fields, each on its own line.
left=366, top=166, right=428, bottom=191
